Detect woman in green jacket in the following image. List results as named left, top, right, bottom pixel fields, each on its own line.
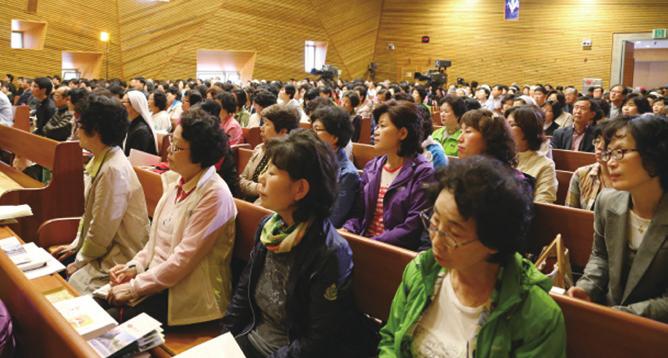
left=379, top=156, right=566, bottom=357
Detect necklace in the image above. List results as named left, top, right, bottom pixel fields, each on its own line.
left=630, top=210, right=651, bottom=235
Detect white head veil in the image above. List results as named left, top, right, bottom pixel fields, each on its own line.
left=127, top=90, right=158, bottom=153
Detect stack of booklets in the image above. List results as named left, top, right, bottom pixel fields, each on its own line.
left=0, top=236, right=65, bottom=279
left=53, top=295, right=119, bottom=340
left=0, top=204, right=32, bottom=224
left=88, top=313, right=165, bottom=358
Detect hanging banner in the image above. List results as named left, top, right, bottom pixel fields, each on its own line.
left=505, top=0, right=520, bottom=21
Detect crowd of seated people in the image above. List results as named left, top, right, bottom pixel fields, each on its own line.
left=1, top=72, right=668, bottom=356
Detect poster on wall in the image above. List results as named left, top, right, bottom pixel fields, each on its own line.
left=505, top=0, right=520, bottom=21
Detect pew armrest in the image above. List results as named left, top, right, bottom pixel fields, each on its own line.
left=36, top=217, right=81, bottom=249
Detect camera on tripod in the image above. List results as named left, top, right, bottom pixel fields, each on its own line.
left=310, top=64, right=339, bottom=80
left=414, top=59, right=452, bottom=90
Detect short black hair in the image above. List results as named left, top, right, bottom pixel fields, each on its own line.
left=373, top=100, right=422, bottom=157
left=232, top=88, right=247, bottom=111
left=604, top=115, right=668, bottom=190
left=283, top=84, right=296, bottom=99
left=461, top=109, right=516, bottom=167
left=413, top=85, right=428, bottom=102
left=185, top=90, right=203, bottom=106
left=543, top=99, right=564, bottom=121
left=624, top=93, right=653, bottom=115
left=533, top=85, right=547, bottom=94
left=507, top=105, right=545, bottom=151
left=426, top=156, right=532, bottom=264
left=166, top=86, right=182, bottom=101
left=576, top=96, right=602, bottom=121
left=265, top=129, right=338, bottom=223
left=152, top=90, right=167, bottom=111
left=34, top=77, right=53, bottom=95
left=343, top=91, right=360, bottom=108
left=261, top=104, right=300, bottom=133
left=179, top=108, right=228, bottom=168
left=216, top=92, right=237, bottom=115
left=310, top=105, right=353, bottom=149
left=464, top=97, right=481, bottom=111
left=78, top=94, right=128, bottom=147
left=438, top=95, right=467, bottom=120
left=199, top=99, right=222, bottom=120
left=254, top=90, right=277, bottom=108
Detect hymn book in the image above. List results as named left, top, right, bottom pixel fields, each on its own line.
left=53, top=295, right=119, bottom=340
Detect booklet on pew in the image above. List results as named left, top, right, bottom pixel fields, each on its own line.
left=53, top=295, right=119, bottom=340
left=0, top=237, right=65, bottom=279
left=173, top=332, right=245, bottom=358
left=88, top=313, right=164, bottom=358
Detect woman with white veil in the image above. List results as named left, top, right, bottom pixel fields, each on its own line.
left=122, top=90, right=158, bottom=156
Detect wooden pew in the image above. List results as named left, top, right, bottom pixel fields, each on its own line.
left=528, top=202, right=594, bottom=272
left=552, top=149, right=595, bottom=172
left=551, top=293, right=668, bottom=357
left=357, top=117, right=372, bottom=144
left=352, top=142, right=382, bottom=170
left=235, top=147, right=254, bottom=176
left=133, top=166, right=163, bottom=217
left=129, top=149, right=162, bottom=167
left=157, top=132, right=171, bottom=162
left=241, top=127, right=261, bottom=149
left=339, top=231, right=417, bottom=320
left=0, top=125, right=84, bottom=242
left=431, top=111, right=440, bottom=127
left=555, top=170, right=573, bottom=205
left=0, top=227, right=98, bottom=357
left=298, top=122, right=312, bottom=129
left=12, top=105, right=30, bottom=132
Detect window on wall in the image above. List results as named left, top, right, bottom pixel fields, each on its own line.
left=11, top=31, right=24, bottom=49
left=304, top=41, right=327, bottom=73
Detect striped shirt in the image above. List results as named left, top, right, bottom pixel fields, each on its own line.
left=366, top=164, right=402, bottom=237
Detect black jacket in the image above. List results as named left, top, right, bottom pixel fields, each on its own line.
left=222, top=216, right=377, bottom=358
left=550, top=125, right=595, bottom=152
left=124, top=117, right=157, bottom=156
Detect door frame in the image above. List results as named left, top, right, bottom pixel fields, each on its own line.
left=610, top=32, right=652, bottom=86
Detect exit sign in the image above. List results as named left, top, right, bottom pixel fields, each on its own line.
left=653, top=28, right=667, bottom=39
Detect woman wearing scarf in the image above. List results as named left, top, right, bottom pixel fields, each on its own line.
left=223, top=130, right=373, bottom=358
left=122, top=90, right=158, bottom=156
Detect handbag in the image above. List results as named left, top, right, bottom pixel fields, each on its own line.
left=534, top=234, right=574, bottom=289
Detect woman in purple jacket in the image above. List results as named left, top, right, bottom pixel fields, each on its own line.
left=343, top=100, right=435, bottom=250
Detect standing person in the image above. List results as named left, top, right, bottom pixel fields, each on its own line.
left=106, top=109, right=237, bottom=326
left=52, top=94, right=150, bottom=294
left=379, top=156, right=566, bottom=357
left=223, top=129, right=373, bottom=358
left=567, top=115, right=668, bottom=322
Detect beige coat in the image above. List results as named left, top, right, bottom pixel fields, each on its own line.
left=68, top=146, right=150, bottom=293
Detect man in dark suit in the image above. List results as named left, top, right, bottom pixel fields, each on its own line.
left=550, top=96, right=599, bottom=152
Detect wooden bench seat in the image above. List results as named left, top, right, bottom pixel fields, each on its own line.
left=241, top=127, right=261, bottom=149
left=555, top=169, right=573, bottom=205
left=0, top=125, right=84, bottom=242
left=352, top=142, right=382, bottom=170
left=552, top=149, right=595, bottom=172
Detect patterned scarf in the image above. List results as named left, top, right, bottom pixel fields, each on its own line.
left=260, top=214, right=311, bottom=253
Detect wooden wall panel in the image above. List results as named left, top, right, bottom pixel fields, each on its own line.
left=372, top=0, right=668, bottom=87
left=116, top=0, right=383, bottom=81
left=0, top=0, right=123, bottom=79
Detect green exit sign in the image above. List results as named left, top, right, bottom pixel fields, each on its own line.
left=652, top=28, right=667, bottom=39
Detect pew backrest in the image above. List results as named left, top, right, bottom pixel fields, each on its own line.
left=339, top=231, right=417, bottom=321
left=133, top=166, right=163, bottom=217
left=12, top=105, right=30, bottom=132
left=552, top=149, right=595, bottom=172
left=236, top=148, right=254, bottom=177
left=233, top=199, right=272, bottom=262
left=357, top=117, right=372, bottom=144
left=242, top=127, right=261, bottom=149
left=129, top=149, right=161, bottom=167
left=0, top=125, right=84, bottom=242
left=555, top=170, right=573, bottom=205
left=551, top=293, right=668, bottom=357
left=529, top=202, right=594, bottom=271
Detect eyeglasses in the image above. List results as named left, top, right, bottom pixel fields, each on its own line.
left=419, top=210, right=477, bottom=249
left=600, top=148, right=637, bottom=162
left=168, top=140, right=189, bottom=153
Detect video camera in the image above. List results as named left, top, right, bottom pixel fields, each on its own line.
left=414, top=59, right=452, bottom=90
left=310, top=64, right=339, bottom=80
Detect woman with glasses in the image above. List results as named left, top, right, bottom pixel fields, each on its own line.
left=105, top=108, right=237, bottom=326
left=239, top=104, right=299, bottom=203
left=565, top=120, right=613, bottom=210
left=52, top=95, right=150, bottom=294
left=342, top=100, right=435, bottom=250
left=432, top=95, right=467, bottom=156
left=568, top=115, right=668, bottom=322
left=379, top=156, right=566, bottom=357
